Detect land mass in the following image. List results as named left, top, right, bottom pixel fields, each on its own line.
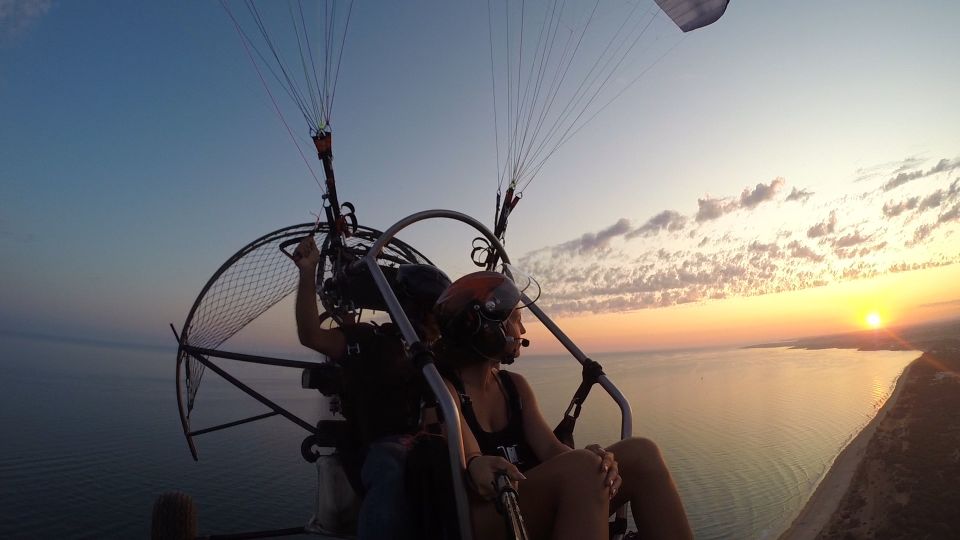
left=776, top=318, right=960, bottom=539
left=748, top=317, right=960, bottom=352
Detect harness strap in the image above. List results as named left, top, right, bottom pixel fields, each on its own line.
left=497, top=370, right=523, bottom=413
left=553, top=358, right=604, bottom=448
left=449, top=373, right=480, bottom=431
left=566, top=359, right=604, bottom=419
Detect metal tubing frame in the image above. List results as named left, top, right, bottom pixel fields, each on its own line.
left=181, top=345, right=327, bottom=370
left=203, top=525, right=307, bottom=540
left=363, top=210, right=505, bottom=540
left=525, top=301, right=634, bottom=439
left=175, top=209, right=636, bottom=538
left=189, top=411, right=280, bottom=437
left=360, top=209, right=636, bottom=540
left=189, top=353, right=317, bottom=435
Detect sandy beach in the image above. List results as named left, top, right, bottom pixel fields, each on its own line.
left=780, top=336, right=960, bottom=539
left=779, top=359, right=915, bottom=540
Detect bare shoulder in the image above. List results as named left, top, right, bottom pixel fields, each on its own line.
left=441, top=377, right=460, bottom=397
left=504, top=370, right=536, bottom=400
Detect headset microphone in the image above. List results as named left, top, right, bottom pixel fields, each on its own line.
left=505, top=336, right=530, bottom=348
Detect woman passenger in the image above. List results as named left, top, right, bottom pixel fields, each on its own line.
left=433, top=271, right=693, bottom=540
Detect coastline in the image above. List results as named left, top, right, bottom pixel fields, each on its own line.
left=778, top=356, right=916, bottom=540
left=779, top=345, right=960, bottom=538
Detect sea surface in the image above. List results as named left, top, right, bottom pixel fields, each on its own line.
left=0, top=334, right=916, bottom=539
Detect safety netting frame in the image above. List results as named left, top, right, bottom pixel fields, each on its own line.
left=173, top=221, right=433, bottom=460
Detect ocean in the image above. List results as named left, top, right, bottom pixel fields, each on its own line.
left=0, top=334, right=916, bottom=539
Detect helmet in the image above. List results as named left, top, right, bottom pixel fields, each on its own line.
left=434, top=271, right=522, bottom=359
left=395, top=264, right=452, bottom=315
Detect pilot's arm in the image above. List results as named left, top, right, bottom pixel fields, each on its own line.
left=293, top=236, right=346, bottom=359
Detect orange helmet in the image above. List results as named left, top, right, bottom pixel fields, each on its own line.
left=434, top=271, right=525, bottom=360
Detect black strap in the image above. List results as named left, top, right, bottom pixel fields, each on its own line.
left=609, top=516, right=628, bottom=536
left=450, top=371, right=525, bottom=447
left=449, top=373, right=481, bottom=433
left=553, top=359, right=604, bottom=448
left=566, top=359, right=604, bottom=419
left=497, top=370, right=523, bottom=414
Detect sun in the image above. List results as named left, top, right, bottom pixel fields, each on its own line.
left=866, top=312, right=883, bottom=328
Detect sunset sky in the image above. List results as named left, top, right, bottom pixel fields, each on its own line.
left=2, top=1, right=958, bottom=353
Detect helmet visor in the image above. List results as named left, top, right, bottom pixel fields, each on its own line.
left=484, top=264, right=540, bottom=320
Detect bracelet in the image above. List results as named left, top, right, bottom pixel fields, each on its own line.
left=464, top=454, right=482, bottom=491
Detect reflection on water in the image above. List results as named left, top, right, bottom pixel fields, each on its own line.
left=511, top=347, right=917, bottom=539
left=0, top=336, right=915, bottom=539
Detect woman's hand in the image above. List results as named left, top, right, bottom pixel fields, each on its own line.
left=586, top=444, right=622, bottom=499
left=292, top=236, right=321, bottom=271
left=466, top=455, right=527, bottom=500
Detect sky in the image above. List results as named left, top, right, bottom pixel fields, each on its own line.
left=1, top=1, right=959, bottom=353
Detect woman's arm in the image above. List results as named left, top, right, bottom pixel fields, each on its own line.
left=512, top=372, right=572, bottom=461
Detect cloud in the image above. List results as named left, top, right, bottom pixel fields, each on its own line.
left=908, top=223, right=935, bottom=245
left=785, top=187, right=814, bottom=203
left=885, top=185, right=958, bottom=218
left=514, top=156, right=960, bottom=316
left=833, top=232, right=870, bottom=248
left=627, top=210, right=687, bottom=238
left=895, top=157, right=926, bottom=173
left=555, top=218, right=631, bottom=254
left=696, top=177, right=786, bottom=222
left=930, top=158, right=956, bottom=175
left=0, top=0, right=51, bottom=42
left=835, top=240, right=887, bottom=259
left=787, top=240, right=824, bottom=262
left=855, top=156, right=924, bottom=183
left=520, top=220, right=958, bottom=314
left=939, top=202, right=960, bottom=224
left=747, top=241, right=781, bottom=257
left=883, top=170, right=925, bottom=191
left=695, top=196, right=738, bottom=222
left=882, top=157, right=960, bottom=191
left=919, top=191, right=945, bottom=211
left=522, top=241, right=850, bottom=315
left=889, top=260, right=953, bottom=273
left=916, top=298, right=960, bottom=309
left=806, top=211, right=837, bottom=238
left=882, top=197, right=919, bottom=217
left=740, top=177, right=785, bottom=208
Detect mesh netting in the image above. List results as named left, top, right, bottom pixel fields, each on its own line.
left=176, top=222, right=432, bottom=415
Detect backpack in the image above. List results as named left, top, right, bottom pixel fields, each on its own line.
left=335, top=322, right=424, bottom=447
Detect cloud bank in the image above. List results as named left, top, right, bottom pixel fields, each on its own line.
left=517, top=155, right=960, bottom=315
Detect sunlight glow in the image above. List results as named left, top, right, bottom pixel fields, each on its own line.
left=866, top=312, right=883, bottom=328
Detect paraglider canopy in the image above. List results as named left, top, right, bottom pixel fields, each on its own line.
left=655, top=0, right=729, bottom=32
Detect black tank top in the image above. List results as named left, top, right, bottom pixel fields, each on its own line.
left=450, top=370, right=540, bottom=472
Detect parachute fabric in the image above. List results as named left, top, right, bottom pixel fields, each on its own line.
left=654, top=0, right=729, bottom=32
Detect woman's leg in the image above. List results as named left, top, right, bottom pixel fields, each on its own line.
left=470, top=449, right=611, bottom=540
left=607, top=437, right=692, bottom=540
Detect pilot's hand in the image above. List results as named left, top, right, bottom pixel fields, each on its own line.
left=293, top=236, right=321, bottom=270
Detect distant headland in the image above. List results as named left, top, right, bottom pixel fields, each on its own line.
left=747, top=317, right=960, bottom=353
left=776, top=317, right=960, bottom=539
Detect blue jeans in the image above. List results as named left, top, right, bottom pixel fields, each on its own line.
left=358, top=435, right=414, bottom=540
